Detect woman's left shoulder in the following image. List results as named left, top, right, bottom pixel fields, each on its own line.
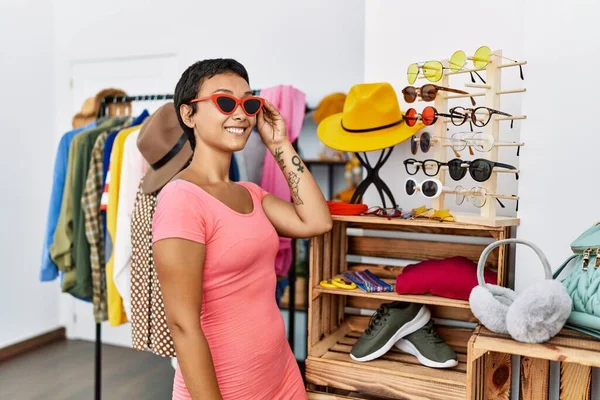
left=238, top=181, right=269, bottom=200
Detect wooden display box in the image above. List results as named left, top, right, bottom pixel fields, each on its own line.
left=306, top=215, right=514, bottom=400
left=467, top=326, right=600, bottom=400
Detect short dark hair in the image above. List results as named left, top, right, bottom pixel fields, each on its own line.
left=174, top=58, right=250, bottom=148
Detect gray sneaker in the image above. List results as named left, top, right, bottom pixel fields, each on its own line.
left=394, top=321, right=458, bottom=368
left=350, top=302, right=431, bottom=362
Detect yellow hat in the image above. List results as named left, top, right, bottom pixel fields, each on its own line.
left=317, top=82, right=423, bottom=152
left=312, top=92, right=346, bottom=124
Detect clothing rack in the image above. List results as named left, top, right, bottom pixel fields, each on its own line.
left=94, top=93, right=173, bottom=400
left=99, top=93, right=313, bottom=119
left=97, top=94, right=174, bottom=119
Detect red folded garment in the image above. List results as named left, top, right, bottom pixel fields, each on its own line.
left=395, top=256, right=497, bottom=301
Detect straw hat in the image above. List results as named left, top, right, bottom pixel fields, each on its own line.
left=72, top=88, right=131, bottom=128
left=317, top=82, right=423, bottom=152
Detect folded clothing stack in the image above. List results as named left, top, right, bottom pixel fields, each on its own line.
left=344, top=269, right=394, bottom=292
left=395, top=256, right=497, bottom=301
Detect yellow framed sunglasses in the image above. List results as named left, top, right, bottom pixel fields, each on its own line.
left=407, top=61, right=450, bottom=85
left=450, top=46, right=524, bottom=80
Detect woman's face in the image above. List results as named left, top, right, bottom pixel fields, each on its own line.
left=182, top=73, right=255, bottom=153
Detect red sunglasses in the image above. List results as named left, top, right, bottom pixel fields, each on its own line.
left=404, top=106, right=453, bottom=127
left=189, top=94, right=264, bottom=116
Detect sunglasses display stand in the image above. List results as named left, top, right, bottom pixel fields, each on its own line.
left=426, top=49, right=526, bottom=227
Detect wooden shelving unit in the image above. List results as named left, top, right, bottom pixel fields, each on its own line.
left=306, top=216, right=516, bottom=400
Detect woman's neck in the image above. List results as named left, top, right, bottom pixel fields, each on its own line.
left=186, top=143, right=232, bottom=184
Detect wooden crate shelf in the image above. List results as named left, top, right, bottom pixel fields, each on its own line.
left=313, top=276, right=471, bottom=309
left=307, top=392, right=361, bottom=400
left=330, top=215, right=518, bottom=231
left=307, top=217, right=514, bottom=399
left=307, top=317, right=470, bottom=400
left=467, top=326, right=600, bottom=399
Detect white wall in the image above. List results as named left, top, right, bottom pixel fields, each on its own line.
left=0, top=0, right=62, bottom=348
left=52, top=0, right=366, bottom=132
left=517, top=0, right=600, bottom=291
left=364, top=0, right=600, bottom=285
left=49, top=0, right=365, bottom=345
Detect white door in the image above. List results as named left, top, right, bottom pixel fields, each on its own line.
left=68, top=54, right=178, bottom=347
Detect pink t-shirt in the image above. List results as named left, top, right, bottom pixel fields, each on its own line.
left=152, top=180, right=306, bottom=400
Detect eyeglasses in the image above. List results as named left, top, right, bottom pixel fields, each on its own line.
left=449, top=132, right=493, bottom=153
left=403, top=158, right=446, bottom=177
left=405, top=106, right=453, bottom=127
left=447, top=158, right=519, bottom=182
left=449, top=106, right=513, bottom=129
left=407, top=61, right=449, bottom=85
left=402, top=84, right=476, bottom=106
left=408, top=58, right=485, bottom=86
left=189, top=94, right=265, bottom=116
left=404, top=179, right=519, bottom=211
left=362, top=206, right=403, bottom=219
left=450, top=46, right=524, bottom=81
left=405, top=178, right=444, bottom=199
left=454, top=185, right=519, bottom=211
left=448, top=132, right=523, bottom=157
left=455, top=186, right=491, bottom=208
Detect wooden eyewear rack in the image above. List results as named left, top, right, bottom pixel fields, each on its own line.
left=419, top=49, right=527, bottom=227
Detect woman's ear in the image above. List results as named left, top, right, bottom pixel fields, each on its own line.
left=179, top=104, right=196, bottom=129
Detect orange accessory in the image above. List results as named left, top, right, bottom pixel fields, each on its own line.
left=327, top=201, right=368, bottom=216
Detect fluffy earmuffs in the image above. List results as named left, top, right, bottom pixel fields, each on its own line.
left=469, top=238, right=572, bottom=343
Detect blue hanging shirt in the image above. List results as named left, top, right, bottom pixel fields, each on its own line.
left=40, top=122, right=97, bottom=281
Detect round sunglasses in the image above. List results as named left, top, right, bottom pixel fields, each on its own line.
left=405, top=177, right=444, bottom=199
left=450, top=45, right=524, bottom=80
left=402, top=84, right=475, bottom=106
left=189, top=94, right=265, bottom=116
left=406, top=61, right=447, bottom=85
left=410, top=132, right=432, bottom=154
left=447, top=158, right=519, bottom=182
left=404, top=106, right=453, bottom=127
left=449, top=106, right=512, bottom=128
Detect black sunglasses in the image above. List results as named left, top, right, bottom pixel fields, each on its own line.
left=410, top=132, right=433, bottom=155
left=447, top=158, right=519, bottom=182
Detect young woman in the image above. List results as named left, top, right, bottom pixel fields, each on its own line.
left=152, top=59, right=332, bottom=400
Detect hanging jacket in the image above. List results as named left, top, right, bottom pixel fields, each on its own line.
left=40, top=121, right=96, bottom=282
